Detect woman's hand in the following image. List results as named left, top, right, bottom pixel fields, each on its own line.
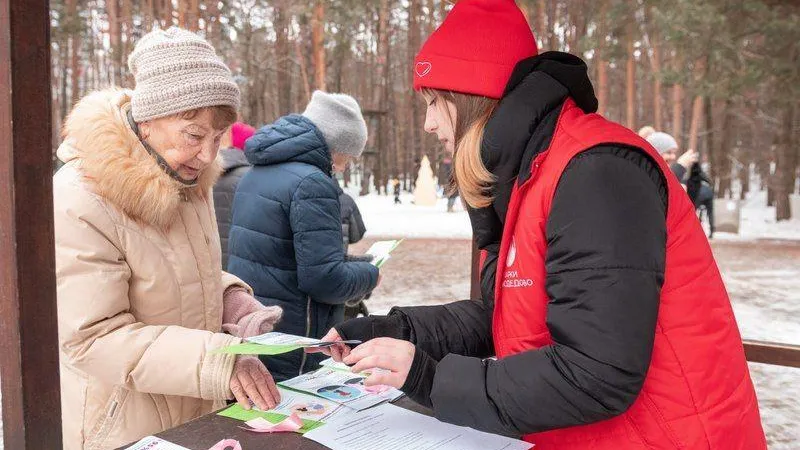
left=304, top=328, right=352, bottom=362
left=678, top=149, right=699, bottom=170
left=344, top=337, right=415, bottom=389
left=229, top=356, right=281, bottom=411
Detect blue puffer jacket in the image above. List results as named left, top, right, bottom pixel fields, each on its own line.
left=228, top=114, right=379, bottom=381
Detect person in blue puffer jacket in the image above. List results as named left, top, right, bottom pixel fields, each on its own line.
left=228, top=91, right=380, bottom=381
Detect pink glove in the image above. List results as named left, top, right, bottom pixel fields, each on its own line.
left=222, top=288, right=282, bottom=338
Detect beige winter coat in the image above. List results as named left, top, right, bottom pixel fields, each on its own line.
left=54, top=89, right=252, bottom=449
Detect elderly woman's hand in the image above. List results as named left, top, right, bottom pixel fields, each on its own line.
left=230, top=356, right=281, bottom=411
left=222, top=288, right=282, bottom=339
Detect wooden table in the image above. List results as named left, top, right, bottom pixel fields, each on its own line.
left=120, top=398, right=431, bottom=450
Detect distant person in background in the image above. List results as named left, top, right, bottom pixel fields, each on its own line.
left=338, top=184, right=367, bottom=249
left=214, top=121, right=255, bottom=269
left=227, top=91, right=380, bottom=381
left=438, top=156, right=453, bottom=189
left=637, top=125, right=656, bottom=139
left=338, top=184, right=374, bottom=320
left=647, top=131, right=715, bottom=238
left=392, top=178, right=402, bottom=204
left=446, top=189, right=459, bottom=213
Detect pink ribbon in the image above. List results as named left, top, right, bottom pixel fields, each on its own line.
left=364, top=384, right=392, bottom=394
left=240, top=413, right=303, bottom=433
left=208, top=439, right=242, bottom=450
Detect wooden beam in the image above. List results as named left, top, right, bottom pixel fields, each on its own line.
left=744, top=340, right=800, bottom=369
left=0, top=0, right=62, bottom=448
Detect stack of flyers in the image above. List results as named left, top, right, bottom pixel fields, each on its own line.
left=279, top=368, right=390, bottom=411
left=318, top=358, right=404, bottom=402
left=268, top=387, right=346, bottom=422
left=218, top=386, right=345, bottom=433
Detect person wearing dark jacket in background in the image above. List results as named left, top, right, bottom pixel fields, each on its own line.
left=338, top=183, right=367, bottom=250
left=228, top=91, right=380, bottom=381
left=647, top=131, right=715, bottom=238
left=213, top=122, right=255, bottom=269
left=310, top=1, right=764, bottom=449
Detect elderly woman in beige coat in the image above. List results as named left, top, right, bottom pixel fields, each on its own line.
left=54, top=27, right=282, bottom=450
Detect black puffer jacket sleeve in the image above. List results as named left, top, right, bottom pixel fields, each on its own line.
left=426, top=147, right=667, bottom=436
left=336, top=299, right=493, bottom=362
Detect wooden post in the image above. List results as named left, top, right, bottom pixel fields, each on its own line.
left=0, top=0, right=62, bottom=448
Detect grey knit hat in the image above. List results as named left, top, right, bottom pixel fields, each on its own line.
left=302, top=91, right=368, bottom=157
left=128, top=27, right=240, bottom=122
left=646, top=131, right=679, bottom=155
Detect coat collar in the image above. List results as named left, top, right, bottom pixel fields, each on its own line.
left=58, top=88, right=222, bottom=228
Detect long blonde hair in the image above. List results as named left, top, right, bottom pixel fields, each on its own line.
left=422, top=88, right=499, bottom=208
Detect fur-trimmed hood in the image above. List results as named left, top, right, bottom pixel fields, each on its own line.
left=57, top=89, right=222, bottom=228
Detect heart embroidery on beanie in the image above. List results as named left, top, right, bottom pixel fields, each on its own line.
left=415, top=62, right=432, bottom=77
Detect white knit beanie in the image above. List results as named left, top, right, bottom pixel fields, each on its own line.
left=128, top=27, right=240, bottom=122
left=302, top=91, right=368, bottom=157
left=646, top=131, right=679, bottom=155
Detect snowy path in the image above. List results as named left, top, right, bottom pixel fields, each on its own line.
left=350, top=238, right=800, bottom=448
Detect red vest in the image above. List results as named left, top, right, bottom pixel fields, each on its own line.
left=492, top=99, right=766, bottom=449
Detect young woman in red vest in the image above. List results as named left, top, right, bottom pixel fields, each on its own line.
left=309, top=1, right=766, bottom=448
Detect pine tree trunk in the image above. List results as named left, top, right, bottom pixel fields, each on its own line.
left=160, top=0, right=173, bottom=27
left=688, top=95, right=704, bottom=153
left=107, top=0, right=122, bottom=85
left=312, top=0, right=326, bottom=91
left=704, top=99, right=716, bottom=194
left=67, top=0, right=81, bottom=107
left=274, top=4, right=292, bottom=117
left=671, top=52, right=683, bottom=144
left=740, top=162, right=750, bottom=201
left=207, top=0, right=221, bottom=48
left=178, top=0, right=187, bottom=28
left=625, top=27, right=636, bottom=130
left=651, top=36, right=663, bottom=130
left=775, top=102, right=796, bottom=220
left=536, top=0, right=547, bottom=49
left=717, top=98, right=735, bottom=198
left=121, top=0, right=133, bottom=87
left=143, top=0, right=154, bottom=30
left=687, top=56, right=706, bottom=152
left=425, top=0, right=435, bottom=38
left=295, top=37, right=312, bottom=103
left=409, top=0, right=422, bottom=164
left=595, top=0, right=608, bottom=116
left=373, top=0, right=391, bottom=194
left=189, top=0, right=200, bottom=31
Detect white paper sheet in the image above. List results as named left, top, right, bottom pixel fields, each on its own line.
left=125, top=436, right=191, bottom=450
left=278, top=368, right=387, bottom=411
left=365, top=240, right=402, bottom=267
left=304, top=403, right=533, bottom=450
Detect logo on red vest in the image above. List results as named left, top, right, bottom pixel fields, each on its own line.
left=503, top=238, right=534, bottom=288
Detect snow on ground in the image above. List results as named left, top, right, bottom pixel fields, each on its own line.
left=352, top=191, right=473, bottom=240
left=354, top=188, right=800, bottom=242
left=715, top=190, right=800, bottom=241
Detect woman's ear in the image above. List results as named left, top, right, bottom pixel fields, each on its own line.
left=138, top=121, right=151, bottom=140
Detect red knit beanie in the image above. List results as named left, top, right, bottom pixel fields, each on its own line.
left=414, top=0, right=538, bottom=99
